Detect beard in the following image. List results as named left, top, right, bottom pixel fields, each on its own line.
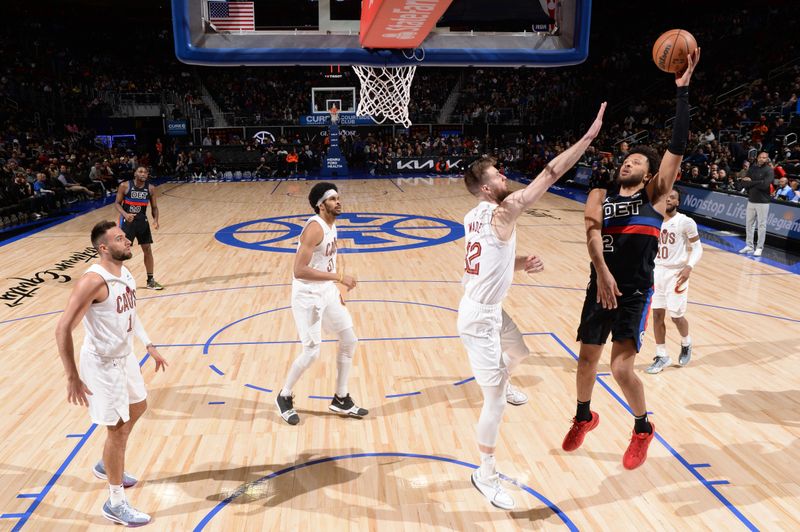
left=110, top=248, right=132, bottom=261
left=666, top=204, right=678, bottom=213
left=325, top=206, right=341, bottom=218
left=495, top=189, right=511, bottom=203
left=617, top=172, right=646, bottom=188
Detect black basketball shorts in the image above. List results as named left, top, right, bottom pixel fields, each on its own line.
left=576, top=282, right=654, bottom=352
left=120, top=216, right=153, bottom=245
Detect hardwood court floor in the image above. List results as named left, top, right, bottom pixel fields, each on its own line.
left=0, top=178, right=798, bottom=530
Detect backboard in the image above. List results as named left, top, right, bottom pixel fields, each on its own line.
left=172, top=0, right=592, bottom=67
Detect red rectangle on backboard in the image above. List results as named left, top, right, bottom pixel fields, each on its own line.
left=359, top=0, right=454, bottom=49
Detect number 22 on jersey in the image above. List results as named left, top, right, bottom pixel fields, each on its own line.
left=465, top=241, right=482, bottom=274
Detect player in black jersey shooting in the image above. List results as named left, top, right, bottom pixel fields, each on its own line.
left=562, top=48, right=700, bottom=470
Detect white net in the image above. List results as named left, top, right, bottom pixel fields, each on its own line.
left=352, top=65, right=417, bottom=128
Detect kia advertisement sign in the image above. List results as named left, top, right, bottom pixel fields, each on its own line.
left=393, top=157, right=477, bottom=173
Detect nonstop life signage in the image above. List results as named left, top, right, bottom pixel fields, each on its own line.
left=300, top=114, right=375, bottom=126
left=675, top=183, right=800, bottom=241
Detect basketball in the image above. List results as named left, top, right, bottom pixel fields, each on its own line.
left=652, top=29, right=697, bottom=73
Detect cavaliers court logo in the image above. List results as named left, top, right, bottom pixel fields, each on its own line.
left=215, top=213, right=464, bottom=253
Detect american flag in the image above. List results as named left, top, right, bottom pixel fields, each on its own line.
left=208, top=1, right=255, bottom=31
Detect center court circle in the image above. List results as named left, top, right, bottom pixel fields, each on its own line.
left=214, top=212, right=464, bottom=253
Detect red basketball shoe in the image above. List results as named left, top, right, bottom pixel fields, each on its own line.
left=562, top=411, right=600, bottom=452
left=623, top=423, right=656, bottom=470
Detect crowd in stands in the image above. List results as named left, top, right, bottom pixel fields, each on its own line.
left=3, top=2, right=800, bottom=232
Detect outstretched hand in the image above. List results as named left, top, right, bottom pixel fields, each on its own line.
left=676, top=47, right=701, bottom=87
left=584, top=102, right=607, bottom=141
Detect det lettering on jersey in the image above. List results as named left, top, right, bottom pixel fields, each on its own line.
left=604, top=198, right=643, bottom=218
left=130, top=190, right=148, bottom=200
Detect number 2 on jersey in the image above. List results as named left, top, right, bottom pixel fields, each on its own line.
left=602, top=234, right=614, bottom=253
left=465, top=241, right=482, bottom=274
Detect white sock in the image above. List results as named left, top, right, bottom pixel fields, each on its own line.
left=479, top=452, right=495, bottom=476
left=335, top=357, right=352, bottom=397
left=655, top=344, right=667, bottom=358
left=681, top=335, right=691, bottom=346
left=336, top=328, right=358, bottom=397
left=109, top=484, right=125, bottom=506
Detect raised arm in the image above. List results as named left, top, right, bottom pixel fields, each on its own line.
left=493, top=103, right=606, bottom=233
left=647, top=48, right=701, bottom=204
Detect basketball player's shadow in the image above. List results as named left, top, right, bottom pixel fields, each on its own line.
left=546, top=464, right=667, bottom=517
left=319, top=458, right=567, bottom=529
left=688, top=339, right=798, bottom=368
left=507, top=506, right=568, bottom=527
left=687, top=388, right=800, bottom=427
left=144, top=384, right=281, bottom=424
left=0, top=462, right=118, bottom=526
left=651, top=437, right=800, bottom=517
left=164, top=271, right=275, bottom=288
left=148, top=449, right=365, bottom=518
left=1, top=460, right=123, bottom=497
left=371, top=375, right=469, bottom=418
left=520, top=348, right=579, bottom=372
left=372, top=374, right=542, bottom=418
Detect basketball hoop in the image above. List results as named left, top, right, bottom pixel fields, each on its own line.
left=352, top=64, right=417, bottom=128
left=328, top=105, right=340, bottom=124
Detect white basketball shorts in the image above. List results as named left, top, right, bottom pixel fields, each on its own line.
left=652, top=266, right=688, bottom=318
left=79, top=348, right=147, bottom=426
left=292, top=281, right=354, bottom=346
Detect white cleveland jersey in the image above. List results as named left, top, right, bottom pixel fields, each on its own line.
left=293, top=215, right=337, bottom=285
left=655, top=212, right=699, bottom=269
left=462, top=201, right=517, bottom=305
left=81, top=264, right=137, bottom=358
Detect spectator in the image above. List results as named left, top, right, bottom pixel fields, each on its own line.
left=773, top=176, right=795, bottom=201
left=737, top=152, right=773, bottom=256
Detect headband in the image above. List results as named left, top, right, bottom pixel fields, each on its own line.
left=316, top=188, right=338, bottom=207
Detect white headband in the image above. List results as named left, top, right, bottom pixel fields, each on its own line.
left=316, top=188, right=338, bottom=207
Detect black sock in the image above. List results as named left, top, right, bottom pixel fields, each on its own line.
left=576, top=400, right=592, bottom=422
left=147, top=274, right=154, bottom=282
left=634, top=414, right=652, bottom=434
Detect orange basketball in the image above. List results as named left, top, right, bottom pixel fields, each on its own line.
left=652, top=29, right=697, bottom=73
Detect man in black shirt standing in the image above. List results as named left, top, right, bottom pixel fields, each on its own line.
left=738, top=151, right=772, bottom=257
